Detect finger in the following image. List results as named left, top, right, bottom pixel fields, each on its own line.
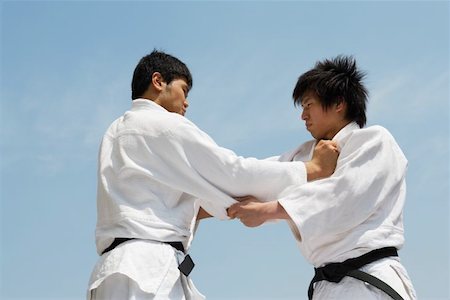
left=334, top=144, right=340, bottom=152
left=227, top=207, right=236, bottom=218
left=227, top=204, right=240, bottom=218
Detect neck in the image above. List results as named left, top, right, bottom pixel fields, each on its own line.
left=140, top=89, right=159, bottom=102
left=325, top=120, right=352, bottom=140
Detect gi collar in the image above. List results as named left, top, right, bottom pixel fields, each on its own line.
left=131, top=98, right=168, bottom=112
left=332, top=122, right=360, bottom=150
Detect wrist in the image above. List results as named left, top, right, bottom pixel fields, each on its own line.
left=305, top=161, right=322, bottom=181
left=264, top=201, right=288, bottom=220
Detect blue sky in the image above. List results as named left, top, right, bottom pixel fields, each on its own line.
left=0, top=1, right=449, bottom=299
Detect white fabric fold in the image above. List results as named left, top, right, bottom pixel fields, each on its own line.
left=88, top=98, right=308, bottom=298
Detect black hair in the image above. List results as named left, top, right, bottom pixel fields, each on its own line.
left=131, top=49, right=193, bottom=100
left=293, top=55, right=368, bottom=128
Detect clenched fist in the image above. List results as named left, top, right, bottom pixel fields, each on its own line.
left=305, top=140, right=339, bottom=181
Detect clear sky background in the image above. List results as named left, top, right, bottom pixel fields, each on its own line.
left=1, top=1, right=449, bottom=299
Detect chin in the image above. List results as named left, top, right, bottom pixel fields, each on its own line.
left=309, top=132, right=319, bottom=139
left=311, top=133, right=325, bottom=140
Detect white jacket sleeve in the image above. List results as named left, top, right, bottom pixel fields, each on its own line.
left=278, top=126, right=407, bottom=244
left=126, top=119, right=307, bottom=219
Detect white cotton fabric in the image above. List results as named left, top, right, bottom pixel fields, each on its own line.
left=88, top=240, right=203, bottom=300
left=87, top=99, right=307, bottom=299
left=277, top=122, right=417, bottom=299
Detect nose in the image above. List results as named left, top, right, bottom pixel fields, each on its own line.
left=301, top=109, right=307, bottom=120
left=184, top=99, right=189, bottom=109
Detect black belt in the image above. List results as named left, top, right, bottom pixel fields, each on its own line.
left=101, top=238, right=195, bottom=276
left=308, top=247, right=404, bottom=300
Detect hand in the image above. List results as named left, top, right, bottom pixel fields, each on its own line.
left=305, top=140, right=339, bottom=181
left=228, top=196, right=273, bottom=227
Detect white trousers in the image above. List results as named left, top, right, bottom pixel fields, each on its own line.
left=89, top=270, right=204, bottom=300
left=90, top=272, right=182, bottom=300
left=87, top=240, right=205, bottom=300
left=312, top=257, right=417, bottom=300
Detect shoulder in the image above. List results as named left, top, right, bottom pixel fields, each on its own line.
left=344, top=125, right=405, bottom=160
left=354, top=125, right=395, bottom=143
left=349, top=125, right=396, bottom=144
left=167, top=115, right=204, bottom=136
left=364, top=125, right=392, bottom=136
left=163, top=115, right=217, bottom=147
left=126, top=108, right=198, bottom=137
left=103, top=116, right=124, bottom=139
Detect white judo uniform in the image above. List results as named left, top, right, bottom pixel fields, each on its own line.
left=87, top=99, right=308, bottom=299
left=277, top=122, right=417, bottom=300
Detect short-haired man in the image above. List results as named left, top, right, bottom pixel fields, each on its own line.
left=229, top=56, right=417, bottom=300
left=86, top=50, right=339, bottom=299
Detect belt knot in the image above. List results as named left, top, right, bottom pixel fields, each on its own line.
left=314, top=262, right=351, bottom=283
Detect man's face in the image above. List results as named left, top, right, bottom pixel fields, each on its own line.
left=300, top=90, right=342, bottom=140
left=158, top=78, right=189, bottom=116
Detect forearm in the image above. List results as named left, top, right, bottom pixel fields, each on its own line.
left=305, top=161, right=322, bottom=181
left=261, top=201, right=291, bottom=222
left=228, top=198, right=291, bottom=227
left=305, top=161, right=333, bottom=181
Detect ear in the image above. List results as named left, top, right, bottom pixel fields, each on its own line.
left=335, top=99, right=346, bottom=114
left=151, top=72, right=165, bottom=92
